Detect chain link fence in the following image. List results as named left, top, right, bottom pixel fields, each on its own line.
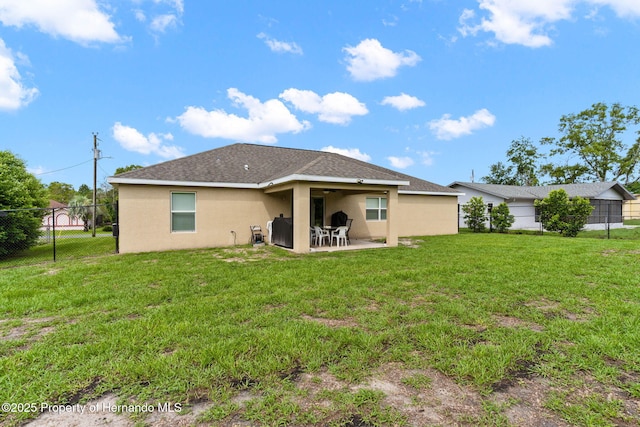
left=0, top=204, right=118, bottom=268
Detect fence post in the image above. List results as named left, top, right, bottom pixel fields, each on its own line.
left=52, top=207, right=56, bottom=262
left=487, top=203, right=493, bottom=233
left=114, top=201, right=119, bottom=254
left=607, top=202, right=611, bottom=239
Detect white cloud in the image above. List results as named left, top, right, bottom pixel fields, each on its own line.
left=418, top=150, right=436, bottom=166
left=0, top=39, right=38, bottom=111
left=321, top=146, right=371, bottom=162
left=150, top=13, right=177, bottom=33
left=175, top=88, right=311, bottom=144
left=133, top=9, right=146, bottom=22
left=459, top=0, right=640, bottom=48
left=382, top=15, right=399, bottom=27
left=163, top=0, right=184, bottom=15
left=589, top=0, right=640, bottom=17
left=133, top=0, right=183, bottom=34
left=343, top=38, right=421, bottom=82
left=387, top=156, right=414, bottom=169
left=279, top=89, right=368, bottom=125
left=112, top=122, right=184, bottom=159
left=429, top=108, right=496, bottom=140
left=257, top=33, right=303, bottom=55
left=28, top=165, right=47, bottom=176
left=380, top=93, right=425, bottom=111
left=458, top=1, right=572, bottom=48
left=0, top=0, right=123, bottom=45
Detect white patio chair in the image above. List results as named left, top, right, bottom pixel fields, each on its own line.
left=331, top=226, right=348, bottom=247
left=310, top=226, right=317, bottom=245
left=313, top=226, right=330, bottom=246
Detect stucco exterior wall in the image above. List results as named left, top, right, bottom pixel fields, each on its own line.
left=117, top=184, right=290, bottom=254
left=325, top=192, right=457, bottom=240
left=624, top=196, right=640, bottom=220
left=396, top=194, right=459, bottom=236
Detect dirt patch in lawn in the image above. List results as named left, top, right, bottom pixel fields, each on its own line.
left=20, top=363, right=588, bottom=427
left=494, top=314, right=545, bottom=332
left=210, top=246, right=289, bottom=263
left=526, top=298, right=596, bottom=323
left=0, top=316, right=57, bottom=344
left=301, top=313, right=359, bottom=328
left=399, top=238, right=422, bottom=248
left=24, top=393, right=211, bottom=427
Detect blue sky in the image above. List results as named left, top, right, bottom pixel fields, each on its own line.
left=2, top=0, right=640, bottom=190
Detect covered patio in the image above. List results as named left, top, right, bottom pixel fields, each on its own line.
left=264, top=181, right=403, bottom=254
left=309, top=238, right=387, bottom=253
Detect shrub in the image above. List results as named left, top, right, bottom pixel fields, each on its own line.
left=0, top=151, right=48, bottom=258
left=491, top=202, right=515, bottom=233
left=534, top=189, right=594, bottom=237
left=462, top=196, right=488, bottom=232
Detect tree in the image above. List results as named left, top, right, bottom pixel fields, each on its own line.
left=625, top=181, right=640, bottom=194
left=534, top=189, right=593, bottom=237
left=46, top=181, right=76, bottom=204
left=483, top=137, right=541, bottom=185
left=506, top=137, right=541, bottom=186
left=539, top=163, right=591, bottom=185
left=482, top=162, right=516, bottom=185
left=491, top=202, right=515, bottom=233
left=541, top=102, right=640, bottom=184
left=0, top=151, right=48, bottom=257
left=462, top=196, right=487, bottom=232
left=115, top=164, right=143, bottom=175
left=77, top=184, right=92, bottom=198
left=68, top=195, right=91, bottom=232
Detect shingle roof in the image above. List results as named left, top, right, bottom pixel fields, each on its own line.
left=449, top=181, right=636, bottom=201
left=48, top=200, right=67, bottom=209
left=109, top=143, right=458, bottom=195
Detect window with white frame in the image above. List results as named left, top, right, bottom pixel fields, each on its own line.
left=171, top=192, right=196, bottom=232
left=366, top=197, right=387, bottom=221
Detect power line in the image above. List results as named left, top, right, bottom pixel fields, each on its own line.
left=35, top=159, right=93, bottom=176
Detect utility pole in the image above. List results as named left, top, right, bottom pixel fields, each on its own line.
left=92, top=133, right=99, bottom=237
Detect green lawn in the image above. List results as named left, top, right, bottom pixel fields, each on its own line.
left=1, top=234, right=639, bottom=426
left=0, top=231, right=115, bottom=267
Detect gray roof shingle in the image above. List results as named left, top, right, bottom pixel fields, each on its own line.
left=110, top=143, right=458, bottom=194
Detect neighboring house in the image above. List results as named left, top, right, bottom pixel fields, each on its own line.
left=623, top=195, right=640, bottom=220
left=41, top=200, right=84, bottom=231
left=107, top=143, right=461, bottom=254
left=449, top=182, right=636, bottom=230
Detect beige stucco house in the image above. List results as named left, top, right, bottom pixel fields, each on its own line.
left=107, top=143, right=461, bottom=254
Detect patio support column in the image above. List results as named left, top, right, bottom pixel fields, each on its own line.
left=386, top=187, right=399, bottom=247
left=292, top=182, right=311, bottom=253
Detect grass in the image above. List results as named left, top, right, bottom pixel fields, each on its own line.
left=1, top=234, right=639, bottom=426
left=577, top=226, right=640, bottom=240
left=0, top=231, right=115, bottom=268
